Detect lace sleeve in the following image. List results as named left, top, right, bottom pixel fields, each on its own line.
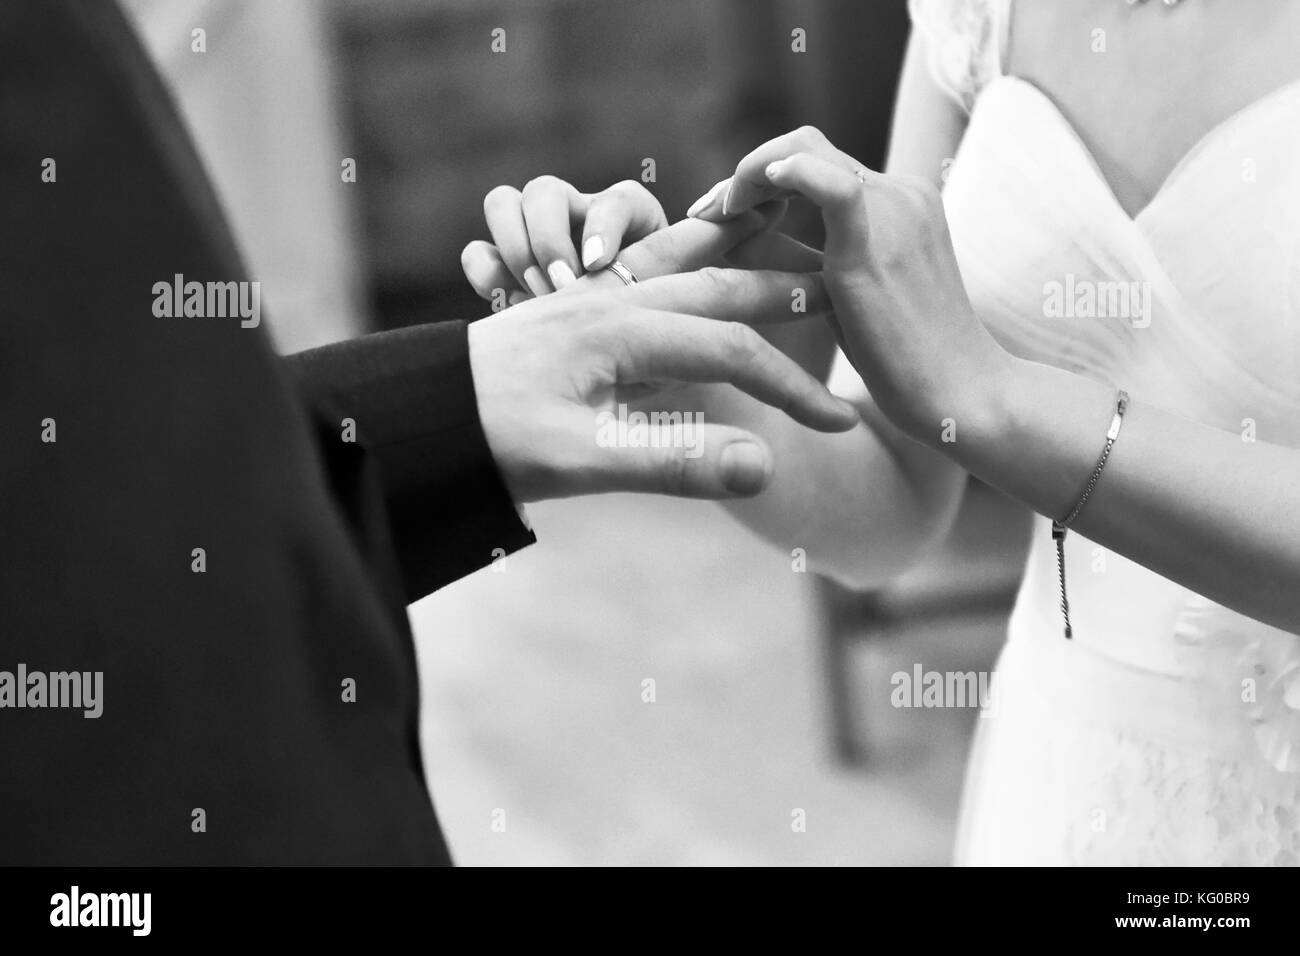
left=907, top=0, right=1007, bottom=114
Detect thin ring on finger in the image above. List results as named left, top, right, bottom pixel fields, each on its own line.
left=607, top=260, right=639, bottom=287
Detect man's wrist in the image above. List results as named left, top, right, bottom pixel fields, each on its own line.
left=289, top=318, right=536, bottom=596
left=466, top=315, right=561, bottom=505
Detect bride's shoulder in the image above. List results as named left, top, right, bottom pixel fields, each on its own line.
left=908, top=0, right=1011, bottom=114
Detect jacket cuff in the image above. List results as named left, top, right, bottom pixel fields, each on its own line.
left=286, top=320, right=536, bottom=600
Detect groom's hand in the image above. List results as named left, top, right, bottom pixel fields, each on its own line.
left=468, top=215, right=855, bottom=502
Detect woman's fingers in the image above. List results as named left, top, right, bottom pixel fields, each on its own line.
left=481, top=176, right=667, bottom=295
left=764, top=152, right=873, bottom=248
left=687, top=126, right=863, bottom=221
left=520, top=175, right=586, bottom=291
left=685, top=178, right=731, bottom=218
left=581, top=180, right=669, bottom=272
left=461, top=240, right=525, bottom=302
left=483, top=185, right=551, bottom=295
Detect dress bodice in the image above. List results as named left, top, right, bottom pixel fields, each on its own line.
left=938, top=16, right=1300, bottom=777
left=872, top=0, right=1300, bottom=865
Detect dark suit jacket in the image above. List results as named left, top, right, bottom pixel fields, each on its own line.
left=0, top=0, right=534, bottom=864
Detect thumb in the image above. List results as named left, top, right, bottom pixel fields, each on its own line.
left=592, top=424, right=773, bottom=499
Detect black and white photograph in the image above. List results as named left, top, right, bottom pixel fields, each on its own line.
left=1, top=0, right=1296, bottom=931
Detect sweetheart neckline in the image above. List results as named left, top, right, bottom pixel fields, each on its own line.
left=986, top=73, right=1300, bottom=223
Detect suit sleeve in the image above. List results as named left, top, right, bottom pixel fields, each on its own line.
left=284, top=320, right=536, bottom=601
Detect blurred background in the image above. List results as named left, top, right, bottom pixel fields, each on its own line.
left=124, top=0, right=1031, bottom=865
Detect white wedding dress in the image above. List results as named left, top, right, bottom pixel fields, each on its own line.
left=832, top=0, right=1300, bottom=864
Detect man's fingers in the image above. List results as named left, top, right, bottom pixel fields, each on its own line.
left=582, top=201, right=785, bottom=293
left=590, top=425, right=774, bottom=499
left=460, top=240, right=523, bottom=302
left=724, top=230, right=823, bottom=272
left=580, top=181, right=668, bottom=272
left=618, top=268, right=831, bottom=323
left=612, top=310, right=858, bottom=432
left=623, top=214, right=766, bottom=279
left=520, top=175, right=586, bottom=291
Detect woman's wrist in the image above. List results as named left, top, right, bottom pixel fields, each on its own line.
left=909, top=333, right=1017, bottom=460
left=923, top=350, right=1128, bottom=525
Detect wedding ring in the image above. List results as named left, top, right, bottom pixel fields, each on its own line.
left=607, top=259, right=639, bottom=287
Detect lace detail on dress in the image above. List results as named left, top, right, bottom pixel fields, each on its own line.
left=1036, top=723, right=1300, bottom=865
left=908, top=0, right=1006, bottom=113
left=956, top=637, right=1300, bottom=865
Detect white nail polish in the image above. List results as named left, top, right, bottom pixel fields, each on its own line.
left=547, top=261, right=576, bottom=290
left=687, top=178, right=730, bottom=218
left=523, top=265, right=551, bottom=297
left=581, top=237, right=604, bottom=270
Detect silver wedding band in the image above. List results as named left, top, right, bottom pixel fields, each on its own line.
left=607, top=259, right=638, bottom=287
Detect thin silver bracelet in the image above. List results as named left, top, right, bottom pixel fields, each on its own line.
left=1052, top=389, right=1130, bottom=640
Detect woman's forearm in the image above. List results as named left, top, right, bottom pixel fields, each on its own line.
left=950, top=356, right=1300, bottom=632
left=683, top=381, right=967, bottom=589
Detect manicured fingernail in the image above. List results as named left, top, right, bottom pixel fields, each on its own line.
left=523, top=265, right=552, bottom=297
left=687, top=178, right=729, bottom=218
left=765, top=160, right=784, bottom=180
left=721, top=180, right=734, bottom=216
left=547, top=261, right=576, bottom=290
left=833, top=397, right=859, bottom=426
left=581, top=237, right=604, bottom=270
left=720, top=441, right=769, bottom=495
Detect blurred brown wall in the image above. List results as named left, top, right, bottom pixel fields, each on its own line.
left=331, top=0, right=909, bottom=327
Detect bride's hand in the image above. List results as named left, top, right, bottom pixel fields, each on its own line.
left=461, top=175, right=813, bottom=301
left=461, top=177, right=671, bottom=300
left=689, top=126, right=1010, bottom=445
